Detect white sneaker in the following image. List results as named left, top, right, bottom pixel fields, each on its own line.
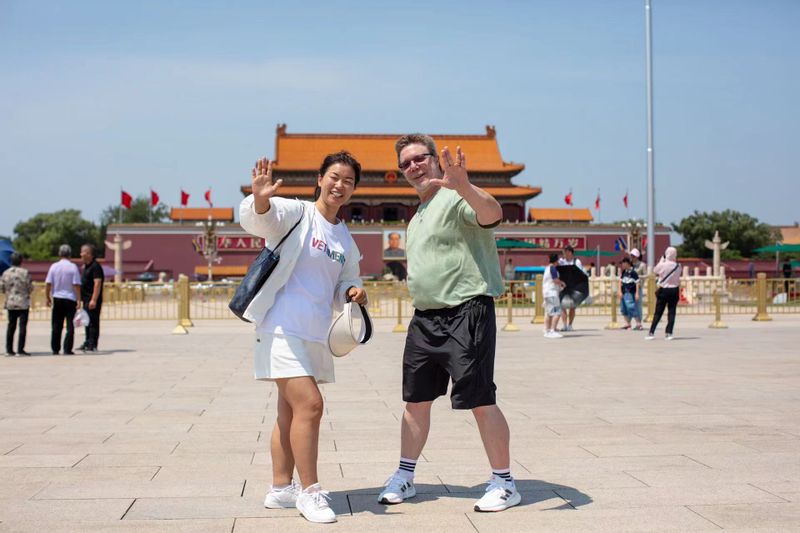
left=378, top=472, right=416, bottom=504
left=296, top=484, right=336, bottom=523
left=645, top=334, right=655, bottom=340
left=665, top=334, right=674, bottom=341
left=264, top=480, right=300, bottom=509
left=474, top=476, right=521, bottom=512
left=545, top=331, right=563, bottom=339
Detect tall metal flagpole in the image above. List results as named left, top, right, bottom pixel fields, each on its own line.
left=645, top=0, right=656, bottom=267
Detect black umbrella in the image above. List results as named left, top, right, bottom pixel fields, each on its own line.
left=556, top=264, right=589, bottom=307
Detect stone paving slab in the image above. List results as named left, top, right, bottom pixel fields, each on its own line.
left=0, top=314, right=798, bottom=531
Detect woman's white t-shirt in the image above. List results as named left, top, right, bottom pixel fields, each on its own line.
left=258, top=212, right=352, bottom=343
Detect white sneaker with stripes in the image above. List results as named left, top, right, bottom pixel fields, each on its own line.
left=378, top=472, right=416, bottom=504
left=474, top=476, right=521, bottom=512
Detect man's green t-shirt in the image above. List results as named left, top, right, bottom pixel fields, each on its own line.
left=406, top=188, right=504, bottom=310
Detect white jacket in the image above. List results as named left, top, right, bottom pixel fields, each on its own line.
left=238, top=195, right=363, bottom=325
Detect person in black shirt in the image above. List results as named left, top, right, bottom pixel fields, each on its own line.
left=618, top=257, right=642, bottom=330
left=79, top=244, right=104, bottom=352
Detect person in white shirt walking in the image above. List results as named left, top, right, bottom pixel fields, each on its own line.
left=45, top=244, right=81, bottom=355
left=542, top=253, right=566, bottom=338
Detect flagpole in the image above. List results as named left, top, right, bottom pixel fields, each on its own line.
left=149, top=188, right=152, bottom=224
left=645, top=0, right=656, bottom=267
left=118, top=188, right=122, bottom=225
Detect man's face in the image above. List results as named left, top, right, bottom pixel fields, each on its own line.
left=564, top=249, right=574, bottom=260
left=80, top=246, right=93, bottom=264
left=398, top=143, right=440, bottom=194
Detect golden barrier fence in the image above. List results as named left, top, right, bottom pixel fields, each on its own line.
left=1, top=274, right=797, bottom=324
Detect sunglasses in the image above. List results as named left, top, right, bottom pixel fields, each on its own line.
left=398, top=153, right=434, bottom=171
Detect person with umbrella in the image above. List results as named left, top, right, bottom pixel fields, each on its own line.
left=1, top=253, right=33, bottom=356
left=558, top=245, right=584, bottom=331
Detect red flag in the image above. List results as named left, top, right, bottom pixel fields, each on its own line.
left=204, top=188, right=213, bottom=207
left=594, top=193, right=600, bottom=210
left=121, top=190, right=132, bottom=209
left=564, top=191, right=573, bottom=206
left=623, top=191, right=629, bottom=208
left=150, top=189, right=160, bottom=207
left=180, top=189, right=190, bottom=207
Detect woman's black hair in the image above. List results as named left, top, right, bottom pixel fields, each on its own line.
left=314, top=151, right=361, bottom=200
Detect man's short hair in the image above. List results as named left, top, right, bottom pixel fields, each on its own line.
left=10, top=253, right=22, bottom=267
left=395, top=134, right=438, bottom=161
left=563, top=245, right=575, bottom=253
left=388, top=232, right=401, bottom=239
left=82, top=243, right=97, bottom=258
left=621, top=257, right=632, bottom=266
left=548, top=253, right=559, bottom=263
left=58, top=244, right=72, bottom=258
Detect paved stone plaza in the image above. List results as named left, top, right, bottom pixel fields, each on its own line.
left=0, top=314, right=799, bottom=532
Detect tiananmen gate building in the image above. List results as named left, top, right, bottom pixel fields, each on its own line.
left=104, top=124, right=671, bottom=281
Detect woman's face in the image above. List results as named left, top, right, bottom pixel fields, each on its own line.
left=317, top=163, right=356, bottom=208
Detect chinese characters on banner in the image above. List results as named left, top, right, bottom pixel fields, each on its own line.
left=502, top=236, right=586, bottom=250
left=198, top=236, right=265, bottom=252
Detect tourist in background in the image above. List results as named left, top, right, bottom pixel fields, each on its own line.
left=618, top=257, right=643, bottom=331
left=543, top=253, right=565, bottom=338
left=45, top=245, right=81, bottom=355
left=646, top=246, right=681, bottom=341
left=559, top=245, right=583, bottom=331
left=1, top=253, right=33, bottom=356
left=79, top=244, right=104, bottom=352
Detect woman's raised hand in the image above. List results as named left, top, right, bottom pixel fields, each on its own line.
left=252, top=158, right=282, bottom=213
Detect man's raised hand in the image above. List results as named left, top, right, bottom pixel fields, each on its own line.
left=428, top=146, right=470, bottom=194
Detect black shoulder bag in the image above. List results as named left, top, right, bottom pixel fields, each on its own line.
left=229, top=204, right=304, bottom=322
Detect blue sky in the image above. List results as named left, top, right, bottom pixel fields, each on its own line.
left=1, top=0, right=798, bottom=237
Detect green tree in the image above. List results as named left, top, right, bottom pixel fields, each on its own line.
left=672, top=210, right=779, bottom=259
left=12, top=210, right=101, bottom=260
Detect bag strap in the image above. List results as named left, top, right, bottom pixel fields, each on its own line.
left=659, top=263, right=680, bottom=285
left=272, top=203, right=305, bottom=251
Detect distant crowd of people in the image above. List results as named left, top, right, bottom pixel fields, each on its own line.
left=533, top=244, right=683, bottom=340
left=1, top=243, right=104, bottom=356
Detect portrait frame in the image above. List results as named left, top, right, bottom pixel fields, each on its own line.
left=382, top=229, right=406, bottom=261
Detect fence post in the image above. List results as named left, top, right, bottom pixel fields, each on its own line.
left=172, top=274, right=193, bottom=334
left=645, top=276, right=656, bottom=323
left=606, top=290, right=619, bottom=329
left=531, top=274, right=544, bottom=324
left=752, top=272, right=772, bottom=321
left=392, top=295, right=407, bottom=333
left=502, top=282, right=520, bottom=332
left=709, top=291, right=727, bottom=329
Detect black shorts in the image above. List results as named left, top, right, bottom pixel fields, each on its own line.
left=402, top=295, right=497, bottom=410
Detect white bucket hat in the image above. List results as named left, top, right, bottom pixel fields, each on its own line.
left=327, top=302, right=373, bottom=357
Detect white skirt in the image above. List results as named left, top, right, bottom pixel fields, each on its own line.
left=254, top=332, right=335, bottom=384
